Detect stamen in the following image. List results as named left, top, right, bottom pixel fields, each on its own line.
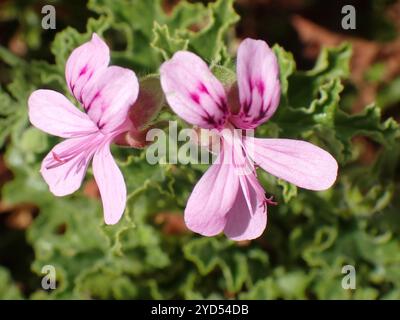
left=264, top=195, right=277, bottom=206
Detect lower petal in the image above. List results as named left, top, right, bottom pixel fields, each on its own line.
left=184, top=147, right=240, bottom=236
left=224, top=175, right=267, bottom=241
left=41, top=137, right=93, bottom=196
left=92, top=142, right=127, bottom=225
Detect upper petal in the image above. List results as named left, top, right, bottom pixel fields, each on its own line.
left=224, top=174, right=267, bottom=241
left=92, top=142, right=127, bottom=225
left=40, top=134, right=99, bottom=196
left=231, top=38, right=281, bottom=129
left=244, top=137, right=338, bottom=191
left=65, top=33, right=110, bottom=102
left=160, top=51, right=229, bottom=129
left=184, top=145, right=240, bottom=236
left=28, top=89, right=98, bottom=138
left=81, top=66, right=139, bottom=132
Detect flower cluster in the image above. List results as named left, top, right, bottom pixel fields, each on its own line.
left=28, top=34, right=338, bottom=241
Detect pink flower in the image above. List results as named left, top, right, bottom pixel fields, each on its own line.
left=28, top=33, right=139, bottom=224
left=160, top=38, right=338, bottom=240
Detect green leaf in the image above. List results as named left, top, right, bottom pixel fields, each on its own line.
left=335, top=104, right=399, bottom=147
left=20, top=127, right=48, bottom=154
left=273, top=43, right=399, bottom=163
left=273, top=44, right=296, bottom=96
left=187, top=0, right=239, bottom=64
left=308, top=43, right=352, bottom=79
left=151, top=23, right=188, bottom=60
left=277, top=179, right=298, bottom=203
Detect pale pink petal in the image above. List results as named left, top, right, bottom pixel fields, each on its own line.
left=81, top=66, right=139, bottom=132
left=184, top=146, right=240, bottom=236
left=28, top=89, right=98, bottom=138
left=223, top=144, right=268, bottom=241
left=244, top=137, right=338, bottom=191
left=92, top=142, right=127, bottom=225
left=231, top=38, right=281, bottom=129
left=160, top=51, right=229, bottom=129
left=65, top=33, right=110, bottom=102
left=224, top=174, right=267, bottom=241
left=40, top=135, right=99, bottom=196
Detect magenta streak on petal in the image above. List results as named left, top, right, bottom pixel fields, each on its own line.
left=243, top=76, right=253, bottom=115
left=189, top=90, right=226, bottom=120
left=71, top=65, right=88, bottom=102
left=240, top=77, right=269, bottom=124
left=79, top=65, right=88, bottom=76
left=215, top=96, right=227, bottom=113
left=194, top=86, right=227, bottom=119
left=190, top=92, right=200, bottom=104
left=86, top=91, right=101, bottom=112
left=256, top=79, right=265, bottom=96
left=71, top=144, right=97, bottom=175
left=97, top=121, right=106, bottom=130
left=198, top=82, right=209, bottom=94
left=52, top=152, right=66, bottom=164
left=78, top=70, right=95, bottom=103
left=75, top=155, right=88, bottom=173
left=201, top=115, right=216, bottom=126
left=187, top=91, right=217, bottom=127
left=59, top=148, right=93, bottom=182
left=197, top=94, right=227, bottom=128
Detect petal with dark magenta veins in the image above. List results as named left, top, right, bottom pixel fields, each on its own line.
left=65, top=33, right=110, bottom=103
left=28, top=89, right=98, bottom=138
left=81, top=66, right=139, bottom=132
left=160, top=51, right=229, bottom=129
left=231, top=38, right=281, bottom=129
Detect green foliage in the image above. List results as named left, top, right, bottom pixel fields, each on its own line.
left=0, top=267, right=23, bottom=299
left=272, top=43, right=399, bottom=162
left=0, top=0, right=400, bottom=300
